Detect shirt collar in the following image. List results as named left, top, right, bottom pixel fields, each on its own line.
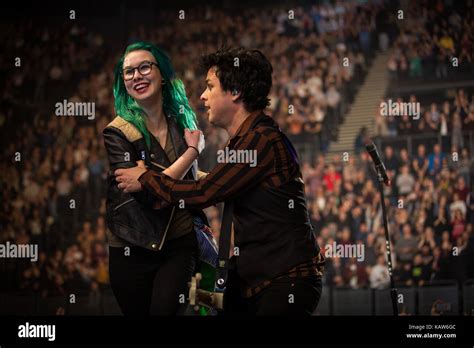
left=232, top=110, right=266, bottom=139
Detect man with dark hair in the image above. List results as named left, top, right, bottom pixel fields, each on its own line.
left=115, top=47, right=324, bottom=316
left=199, top=47, right=273, bottom=113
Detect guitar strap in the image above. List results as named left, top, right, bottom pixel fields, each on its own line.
left=215, top=200, right=234, bottom=293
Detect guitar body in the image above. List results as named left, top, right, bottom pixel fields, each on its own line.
left=189, top=217, right=221, bottom=315
left=188, top=270, right=224, bottom=312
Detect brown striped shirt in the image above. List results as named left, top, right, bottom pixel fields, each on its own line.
left=139, top=111, right=321, bottom=289
left=139, top=111, right=299, bottom=209
left=244, top=252, right=325, bottom=298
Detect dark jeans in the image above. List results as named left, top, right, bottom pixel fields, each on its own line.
left=109, top=231, right=197, bottom=317
left=224, top=269, right=322, bottom=316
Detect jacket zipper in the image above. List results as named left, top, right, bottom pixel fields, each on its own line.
left=151, top=161, right=167, bottom=170
left=149, top=160, right=175, bottom=250
left=158, top=206, right=175, bottom=250
left=113, top=198, right=134, bottom=211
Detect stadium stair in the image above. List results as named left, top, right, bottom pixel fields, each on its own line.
left=326, top=51, right=390, bottom=162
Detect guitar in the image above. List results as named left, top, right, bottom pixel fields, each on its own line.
left=188, top=273, right=224, bottom=311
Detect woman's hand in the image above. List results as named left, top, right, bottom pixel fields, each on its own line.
left=162, top=131, right=204, bottom=180
left=184, top=129, right=205, bottom=153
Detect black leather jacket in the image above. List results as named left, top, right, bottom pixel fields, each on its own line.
left=103, top=114, right=206, bottom=251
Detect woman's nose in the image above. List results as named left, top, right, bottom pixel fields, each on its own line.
left=133, top=72, right=143, bottom=81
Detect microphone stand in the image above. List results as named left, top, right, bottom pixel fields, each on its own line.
left=374, top=164, right=399, bottom=316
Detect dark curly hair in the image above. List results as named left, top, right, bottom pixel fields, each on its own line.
left=199, top=47, right=273, bottom=112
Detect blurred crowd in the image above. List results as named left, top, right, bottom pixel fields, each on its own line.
left=0, top=0, right=473, bottom=300
left=0, top=22, right=112, bottom=295
left=304, top=141, right=473, bottom=290
left=387, top=0, right=473, bottom=80
left=372, top=89, right=474, bottom=148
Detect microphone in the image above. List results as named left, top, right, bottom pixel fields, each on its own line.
left=365, top=142, right=390, bottom=186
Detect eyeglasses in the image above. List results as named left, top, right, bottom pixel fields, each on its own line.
left=122, top=61, right=158, bottom=81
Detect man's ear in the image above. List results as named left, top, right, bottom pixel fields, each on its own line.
left=231, top=89, right=241, bottom=101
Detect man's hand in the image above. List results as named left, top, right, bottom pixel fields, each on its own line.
left=115, top=160, right=147, bottom=193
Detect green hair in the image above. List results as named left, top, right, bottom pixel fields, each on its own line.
left=113, top=41, right=198, bottom=148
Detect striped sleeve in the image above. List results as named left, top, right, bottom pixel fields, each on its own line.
left=138, top=130, right=274, bottom=209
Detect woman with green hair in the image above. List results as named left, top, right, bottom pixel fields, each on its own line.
left=103, top=42, right=215, bottom=316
